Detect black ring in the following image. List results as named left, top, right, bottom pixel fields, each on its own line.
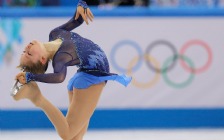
left=84, top=8, right=87, bottom=14
left=145, top=40, right=178, bottom=73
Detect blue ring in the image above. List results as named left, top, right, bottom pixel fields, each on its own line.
left=110, top=40, right=143, bottom=73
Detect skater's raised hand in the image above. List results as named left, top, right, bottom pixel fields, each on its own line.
left=75, top=0, right=94, bottom=25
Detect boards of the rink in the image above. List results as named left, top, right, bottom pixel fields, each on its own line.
left=1, top=7, right=224, bottom=17
left=1, top=109, right=224, bottom=130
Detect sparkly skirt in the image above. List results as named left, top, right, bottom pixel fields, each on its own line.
left=67, top=71, right=132, bottom=90
left=68, top=38, right=132, bottom=90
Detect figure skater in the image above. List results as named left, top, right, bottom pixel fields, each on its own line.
left=14, top=0, right=131, bottom=140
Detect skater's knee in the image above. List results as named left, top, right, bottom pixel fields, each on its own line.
left=59, top=133, right=70, bottom=140
left=58, top=129, right=73, bottom=140
left=71, top=135, right=84, bottom=140
left=59, top=130, right=83, bottom=140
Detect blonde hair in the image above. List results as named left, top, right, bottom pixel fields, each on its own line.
left=17, top=59, right=49, bottom=74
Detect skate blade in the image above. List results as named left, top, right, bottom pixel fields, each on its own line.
left=10, top=81, right=23, bottom=96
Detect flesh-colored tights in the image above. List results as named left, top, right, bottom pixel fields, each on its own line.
left=14, top=81, right=105, bottom=140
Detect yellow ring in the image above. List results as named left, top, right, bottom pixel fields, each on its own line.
left=126, top=55, right=160, bottom=89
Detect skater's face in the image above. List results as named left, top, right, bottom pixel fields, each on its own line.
left=20, top=40, right=45, bottom=67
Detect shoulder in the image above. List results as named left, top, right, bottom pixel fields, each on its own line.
left=49, top=28, right=64, bottom=41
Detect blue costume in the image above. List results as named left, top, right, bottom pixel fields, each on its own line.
left=25, top=0, right=131, bottom=90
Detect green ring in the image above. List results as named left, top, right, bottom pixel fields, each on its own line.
left=162, top=55, right=195, bottom=88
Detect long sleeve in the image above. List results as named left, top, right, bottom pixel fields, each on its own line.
left=54, top=14, right=84, bottom=32
left=49, top=0, right=88, bottom=41
left=54, top=0, right=88, bottom=32
left=49, top=14, right=84, bottom=41
left=25, top=49, right=75, bottom=83
left=26, top=66, right=67, bottom=83
left=25, top=0, right=90, bottom=84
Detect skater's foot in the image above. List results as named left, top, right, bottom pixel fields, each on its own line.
left=13, top=82, right=42, bottom=105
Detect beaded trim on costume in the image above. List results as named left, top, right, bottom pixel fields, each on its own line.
left=77, top=0, right=88, bottom=9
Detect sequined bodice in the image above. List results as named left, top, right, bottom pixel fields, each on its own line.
left=26, top=10, right=109, bottom=83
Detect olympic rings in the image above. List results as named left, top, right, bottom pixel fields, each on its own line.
left=110, top=39, right=212, bottom=89
left=110, top=40, right=143, bottom=73
left=180, top=40, right=213, bottom=74
left=162, top=55, right=195, bottom=88
left=127, top=55, right=160, bottom=89
left=145, top=40, right=178, bottom=73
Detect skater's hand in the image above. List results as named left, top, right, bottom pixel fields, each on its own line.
left=15, top=72, right=26, bottom=85
left=75, top=5, right=94, bottom=25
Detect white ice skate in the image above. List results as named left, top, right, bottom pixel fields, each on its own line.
left=10, top=80, right=23, bottom=96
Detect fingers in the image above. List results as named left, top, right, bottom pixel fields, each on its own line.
left=75, top=11, right=80, bottom=20
left=76, top=6, right=94, bottom=25
left=87, top=9, right=94, bottom=22
left=15, top=72, right=26, bottom=84
left=82, top=8, right=95, bottom=25
left=15, top=75, right=26, bottom=85
left=80, top=10, right=89, bottom=25
left=18, top=76, right=26, bottom=85
left=87, top=8, right=94, bottom=20
left=16, top=72, right=24, bottom=80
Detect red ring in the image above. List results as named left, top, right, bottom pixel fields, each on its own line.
left=180, top=40, right=212, bottom=74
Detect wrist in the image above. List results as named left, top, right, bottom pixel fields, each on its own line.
left=78, top=0, right=88, bottom=9
left=25, top=72, right=34, bottom=83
